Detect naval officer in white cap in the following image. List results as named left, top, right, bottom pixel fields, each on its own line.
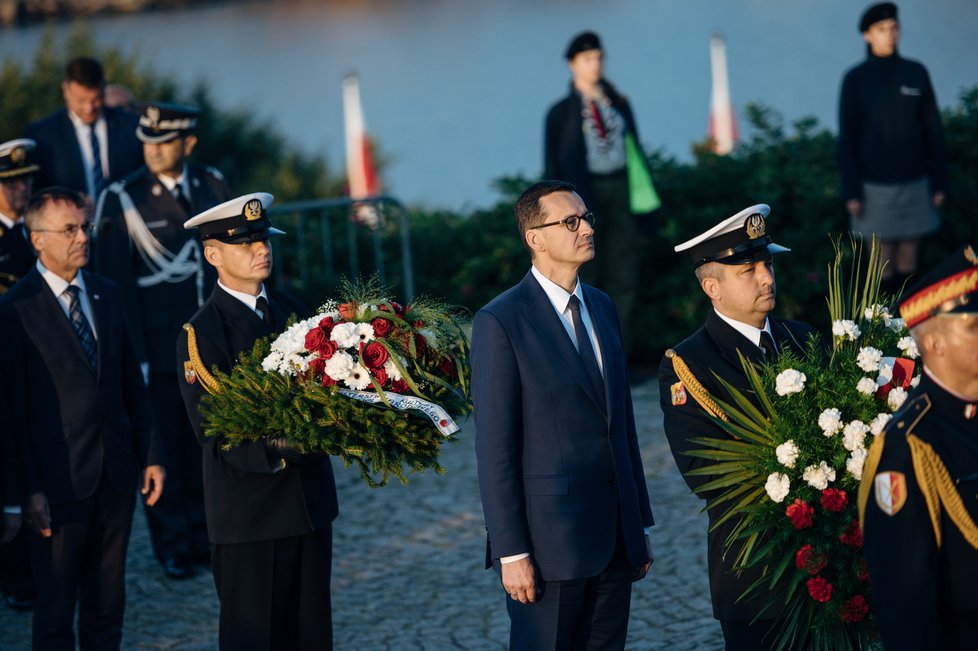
left=176, top=193, right=338, bottom=650
left=657, top=204, right=819, bottom=650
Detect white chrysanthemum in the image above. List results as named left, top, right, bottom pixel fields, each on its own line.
left=282, top=352, right=309, bottom=375
left=832, top=319, right=861, bottom=341
left=842, top=420, right=869, bottom=452
left=765, top=472, right=791, bottom=503
left=775, top=369, right=807, bottom=396
left=897, top=336, right=919, bottom=359
left=775, top=440, right=800, bottom=468
left=817, top=408, right=844, bottom=436
left=847, top=447, right=869, bottom=480
left=383, top=358, right=403, bottom=382
left=419, top=327, right=439, bottom=350
left=864, top=304, right=891, bottom=321
left=888, top=386, right=908, bottom=411
left=342, top=364, right=373, bottom=390
left=887, top=317, right=907, bottom=332
left=331, top=322, right=374, bottom=348
left=261, top=350, right=285, bottom=373
left=910, top=374, right=921, bottom=388
left=323, top=351, right=355, bottom=381
left=869, top=413, right=892, bottom=436
left=802, top=461, right=837, bottom=490
left=856, top=346, right=883, bottom=373
left=856, top=377, right=878, bottom=395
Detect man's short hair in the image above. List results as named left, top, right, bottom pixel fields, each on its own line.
left=515, top=180, right=576, bottom=254
left=694, top=261, right=725, bottom=284
left=24, top=186, right=85, bottom=231
left=64, top=57, right=105, bottom=89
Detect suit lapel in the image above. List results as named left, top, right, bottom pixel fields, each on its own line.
left=705, top=310, right=765, bottom=371
left=213, top=286, right=269, bottom=364
left=58, top=110, right=87, bottom=191
left=519, top=272, right=606, bottom=414
left=83, top=272, right=108, bottom=375
left=22, top=270, right=97, bottom=376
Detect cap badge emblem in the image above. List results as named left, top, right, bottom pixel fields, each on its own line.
left=10, top=147, right=26, bottom=164
left=243, top=199, right=263, bottom=221
left=965, top=246, right=978, bottom=266
left=745, top=214, right=766, bottom=240
left=146, top=106, right=160, bottom=128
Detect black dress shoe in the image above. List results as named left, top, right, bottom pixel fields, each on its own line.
left=163, top=555, right=195, bottom=580
left=3, top=591, right=36, bottom=611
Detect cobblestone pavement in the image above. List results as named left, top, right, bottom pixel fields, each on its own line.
left=0, top=381, right=723, bottom=650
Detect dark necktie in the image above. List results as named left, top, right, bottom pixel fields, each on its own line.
left=89, top=126, right=105, bottom=196
left=255, top=295, right=274, bottom=329
left=173, top=186, right=192, bottom=215
left=64, top=285, right=98, bottom=369
left=588, top=100, right=608, bottom=141
left=567, top=295, right=605, bottom=406
left=759, top=330, right=778, bottom=360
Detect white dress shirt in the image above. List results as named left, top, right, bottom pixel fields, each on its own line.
left=0, top=212, right=18, bottom=230
left=157, top=165, right=191, bottom=202
left=37, top=260, right=98, bottom=339
left=218, top=280, right=269, bottom=319
left=714, top=308, right=772, bottom=350
left=66, top=110, right=109, bottom=198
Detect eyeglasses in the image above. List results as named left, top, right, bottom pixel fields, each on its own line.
left=33, top=222, right=95, bottom=238
left=527, top=212, right=596, bottom=232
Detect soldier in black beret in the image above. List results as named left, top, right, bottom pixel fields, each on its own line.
left=0, top=139, right=40, bottom=294
left=93, top=101, right=230, bottom=579
left=658, top=205, right=819, bottom=650
left=859, top=246, right=978, bottom=651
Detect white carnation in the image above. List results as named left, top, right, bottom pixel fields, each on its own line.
left=802, top=461, right=837, bottom=490
left=775, top=440, right=800, bottom=468
left=856, top=346, right=883, bottom=373
left=869, top=413, right=892, bottom=436
left=419, top=327, right=439, bottom=349
left=888, top=386, right=908, bottom=411
left=897, top=336, right=919, bottom=359
left=856, top=377, right=878, bottom=395
left=846, top=447, right=869, bottom=480
left=261, top=350, right=285, bottom=373
left=323, top=351, right=355, bottom=381
left=765, top=472, right=791, bottom=503
left=775, top=369, right=807, bottom=396
left=876, top=358, right=895, bottom=385
left=331, top=322, right=374, bottom=348
left=887, top=317, right=907, bottom=332
left=342, top=363, right=373, bottom=390
left=817, top=408, right=844, bottom=436
left=383, top=357, right=403, bottom=382
left=832, top=319, right=861, bottom=341
left=864, top=304, right=891, bottom=321
left=910, top=374, right=921, bottom=388
left=842, top=420, right=870, bottom=452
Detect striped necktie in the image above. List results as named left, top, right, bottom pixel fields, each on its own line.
left=89, top=125, right=105, bottom=196
left=64, top=285, right=98, bottom=369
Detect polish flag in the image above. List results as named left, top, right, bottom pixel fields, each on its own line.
left=342, top=73, right=381, bottom=227
left=708, top=34, right=739, bottom=155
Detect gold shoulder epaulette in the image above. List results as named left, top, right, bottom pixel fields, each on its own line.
left=667, top=349, right=729, bottom=423
left=183, top=323, right=221, bottom=395
left=858, top=432, right=887, bottom=528
left=907, top=434, right=978, bottom=550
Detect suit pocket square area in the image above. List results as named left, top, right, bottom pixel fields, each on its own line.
left=522, top=475, right=569, bottom=496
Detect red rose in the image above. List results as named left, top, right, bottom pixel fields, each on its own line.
left=839, top=519, right=864, bottom=548
left=321, top=373, right=337, bottom=388
left=413, top=332, right=427, bottom=355
left=806, top=576, right=833, bottom=603
left=318, top=316, right=336, bottom=333
left=439, top=357, right=454, bottom=377
left=371, top=317, right=393, bottom=338
left=361, top=341, right=390, bottom=369
left=857, top=559, right=869, bottom=583
left=840, top=595, right=869, bottom=623
left=820, top=488, right=848, bottom=513
left=371, top=367, right=388, bottom=386
left=338, top=302, right=358, bottom=320
left=413, top=319, right=425, bottom=328
left=785, top=499, right=814, bottom=530
left=391, top=379, right=409, bottom=394
left=304, top=327, right=328, bottom=353
left=318, top=340, right=339, bottom=360
left=794, top=544, right=827, bottom=576
left=308, top=357, right=326, bottom=378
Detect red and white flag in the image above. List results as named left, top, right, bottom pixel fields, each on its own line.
left=708, top=34, right=739, bottom=155
left=342, top=73, right=381, bottom=226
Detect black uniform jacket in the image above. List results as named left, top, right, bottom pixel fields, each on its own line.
left=24, top=107, right=143, bottom=196
left=658, top=310, right=818, bottom=621
left=0, top=268, right=163, bottom=505
left=177, top=285, right=338, bottom=545
left=0, top=219, right=34, bottom=293
left=862, top=373, right=978, bottom=651
left=94, top=164, right=230, bottom=372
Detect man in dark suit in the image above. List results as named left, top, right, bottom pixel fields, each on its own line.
left=177, top=193, right=338, bottom=650
left=860, top=246, right=978, bottom=650
left=0, top=138, right=39, bottom=612
left=472, top=180, right=654, bottom=651
left=0, top=138, right=39, bottom=295
left=0, top=187, right=165, bottom=650
left=23, top=57, right=143, bottom=205
left=94, top=102, right=230, bottom=579
left=658, top=204, right=818, bottom=650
